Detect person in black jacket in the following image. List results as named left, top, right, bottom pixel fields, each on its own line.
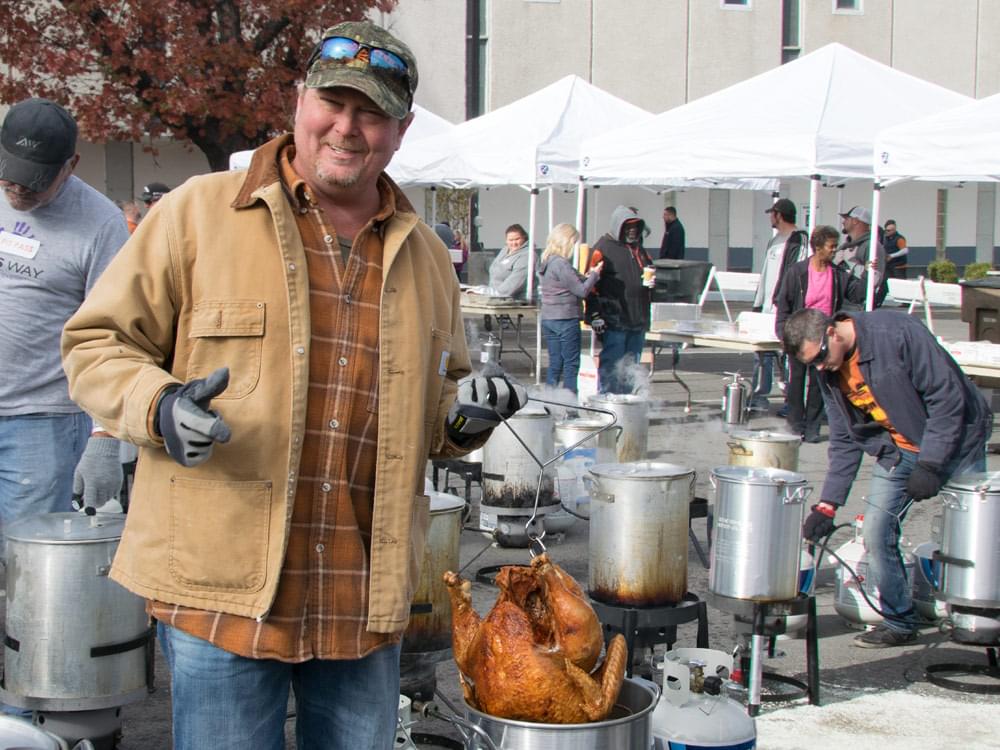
left=774, top=225, right=863, bottom=442
left=658, top=206, right=685, bottom=260
left=586, top=205, right=654, bottom=393
left=783, top=308, right=991, bottom=648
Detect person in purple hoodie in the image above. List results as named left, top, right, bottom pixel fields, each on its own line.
left=537, top=223, right=602, bottom=395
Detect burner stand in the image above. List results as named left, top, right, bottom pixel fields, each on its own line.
left=589, top=592, right=710, bottom=677
left=925, top=647, right=1000, bottom=695
left=707, top=591, right=819, bottom=716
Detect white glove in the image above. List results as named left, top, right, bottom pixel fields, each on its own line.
left=72, top=436, right=123, bottom=511
left=446, top=374, right=527, bottom=440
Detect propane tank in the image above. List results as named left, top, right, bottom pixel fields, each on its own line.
left=721, top=372, right=752, bottom=432
left=830, top=515, right=914, bottom=630
left=912, top=541, right=948, bottom=622
left=650, top=648, right=756, bottom=750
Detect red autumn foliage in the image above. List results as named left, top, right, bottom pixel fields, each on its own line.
left=0, top=0, right=397, bottom=171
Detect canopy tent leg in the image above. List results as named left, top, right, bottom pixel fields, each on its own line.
left=866, top=184, right=882, bottom=311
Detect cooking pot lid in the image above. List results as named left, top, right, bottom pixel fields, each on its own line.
left=711, top=466, right=806, bottom=485
left=942, top=471, right=1000, bottom=493
left=5, top=511, right=125, bottom=544
left=0, top=715, right=63, bottom=747
left=589, top=461, right=694, bottom=479
left=429, top=492, right=465, bottom=513
left=728, top=429, right=802, bottom=444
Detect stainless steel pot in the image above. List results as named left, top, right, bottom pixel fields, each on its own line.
left=709, top=467, right=811, bottom=602
left=587, top=462, right=694, bottom=607
left=937, top=473, right=1000, bottom=607
left=2, top=513, right=151, bottom=711
left=587, top=394, right=648, bottom=462
left=481, top=407, right=556, bottom=510
left=943, top=604, right=1000, bottom=646
left=555, top=416, right=618, bottom=466
left=726, top=430, right=801, bottom=472
left=401, top=492, right=465, bottom=699
left=462, top=677, right=657, bottom=750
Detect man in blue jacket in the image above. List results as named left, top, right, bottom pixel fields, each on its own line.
left=782, top=308, right=992, bottom=648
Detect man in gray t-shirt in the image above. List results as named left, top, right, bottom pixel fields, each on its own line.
left=0, top=98, right=129, bottom=532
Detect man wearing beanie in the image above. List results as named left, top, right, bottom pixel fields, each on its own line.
left=0, top=98, right=128, bottom=541
left=62, top=20, right=524, bottom=748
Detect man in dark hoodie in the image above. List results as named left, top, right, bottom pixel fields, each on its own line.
left=835, top=206, right=888, bottom=309
left=586, top=206, right=654, bottom=393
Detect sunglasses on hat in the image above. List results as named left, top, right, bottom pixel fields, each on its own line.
left=310, top=37, right=409, bottom=79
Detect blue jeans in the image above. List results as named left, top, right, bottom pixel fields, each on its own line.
left=751, top=352, right=774, bottom=406
left=543, top=318, right=582, bottom=394
left=159, top=623, right=401, bottom=750
left=0, top=412, right=89, bottom=553
left=599, top=328, right=646, bottom=394
left=865, top=440, right=987, bottom=632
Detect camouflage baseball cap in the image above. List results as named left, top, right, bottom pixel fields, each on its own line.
left=305, top=20, right=418, bottom=120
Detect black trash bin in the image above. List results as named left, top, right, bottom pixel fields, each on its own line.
left=651, top=259, right=714, bottom=303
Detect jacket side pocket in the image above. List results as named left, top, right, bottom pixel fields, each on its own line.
left=168, top=477, right=271, bottom=592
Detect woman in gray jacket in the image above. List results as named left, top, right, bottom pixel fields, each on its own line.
left=537, top=224, right=602, bottom=395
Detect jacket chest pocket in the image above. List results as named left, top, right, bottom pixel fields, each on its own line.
left=187, top=301, right=265, bottom=399
left=424, top=328, right=452, bottom=422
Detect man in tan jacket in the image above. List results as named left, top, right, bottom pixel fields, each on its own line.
left=62, top=20, right=524, bottom=750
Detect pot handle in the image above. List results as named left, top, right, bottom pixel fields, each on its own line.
left=419, top=702, right=500, bottom=750
left=709, top=473, right=717, bottom=490
left=582, top=474, right=614, bottom=504
left=727, top=442, right=753, bottom=457
left=932, top=550, right=975, bottom=569
left=937, top=490, right=964, bottom=511
left=784, top=486, right=813, bottom=504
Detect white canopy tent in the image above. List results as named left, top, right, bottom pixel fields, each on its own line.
left=385, top=105, right=457, bottom=188
left=868, top=93, right=1000, bottom=303
left=874, top=92, right=1000, bottom=183
left=581, top=43, right=971, bottom=308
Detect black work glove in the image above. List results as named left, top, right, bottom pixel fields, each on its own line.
left=906, top=461, right=943, bottom=501
left=156, top=367, right=232, bottom=467
left=803, top=502, right=836, bottom=542
left=590, top=315, right=607, bottom=335
left=447, top=374, right=527, bottom=442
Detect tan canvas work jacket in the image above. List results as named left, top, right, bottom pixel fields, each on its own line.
left=62, top=139, right=476, bottom=632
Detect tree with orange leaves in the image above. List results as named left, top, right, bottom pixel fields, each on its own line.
left=0, top=0, right=397, bottom=171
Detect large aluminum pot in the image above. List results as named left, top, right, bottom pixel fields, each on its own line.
left=588, top=462, right=694, bottom=607
left=401, top=492, right=465, bottom=699
left=587, top=394, right=648, bottom=462
left=2, top=513, right=150, bottom=711
left=463, top=677, right=657, bottom=750
left=937, top=474, right=1000, bottom=607
left=555, top=416, right=618, bottom=466
left=481, top=407, right=556, bottom=510
left=726, top=430, right=801, bottom=472
left=403, top=492, right=465, bottom=654
left=709, top=467, right=810, bottom=602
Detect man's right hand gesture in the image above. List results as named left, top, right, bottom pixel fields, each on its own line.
left=156, top=367, right=232, bottom=467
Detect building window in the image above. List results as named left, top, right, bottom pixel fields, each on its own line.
left=833, top=0, right=862, bottom=13
left=721, top=0, right=751, bottom=9
left=782, top=0, right=800, bottom=63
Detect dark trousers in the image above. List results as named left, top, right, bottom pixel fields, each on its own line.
left=786, top=358, right=823, bottom=438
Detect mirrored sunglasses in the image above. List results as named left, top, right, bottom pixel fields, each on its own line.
left=315, top=36, right=409, bottom=79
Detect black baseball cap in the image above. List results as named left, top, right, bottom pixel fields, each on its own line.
left=765, top=198, right=797, bottom=220
left=0, top=98, right=78, bottom=191
left=141, top=182, right=171, bottom=203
